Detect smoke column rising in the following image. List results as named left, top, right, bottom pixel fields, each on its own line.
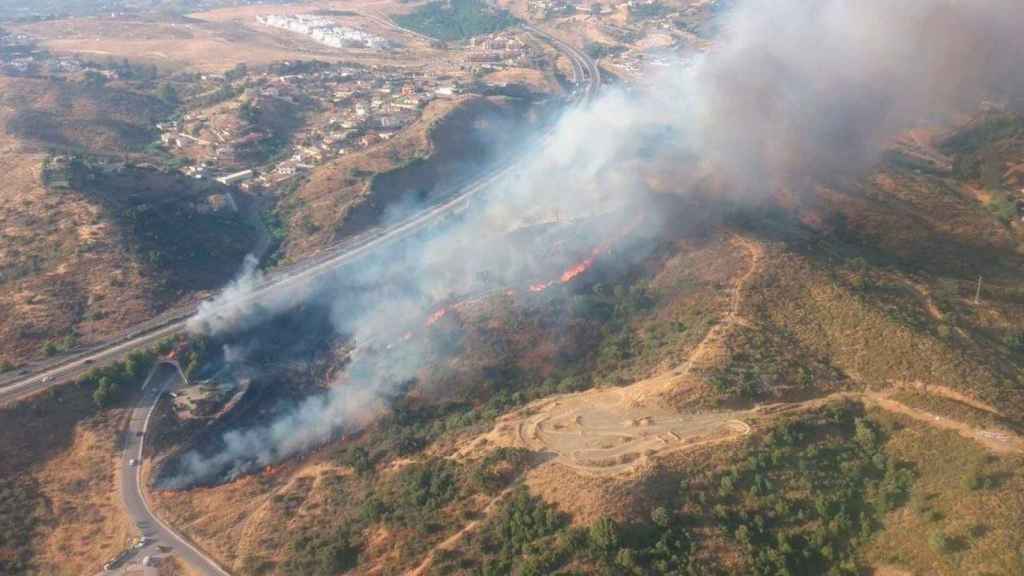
left=161, top=0, right=1024, bottom=488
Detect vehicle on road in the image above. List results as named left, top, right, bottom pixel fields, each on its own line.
left=129, top=458, right=139, bottom=467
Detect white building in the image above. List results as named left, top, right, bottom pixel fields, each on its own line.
left=258, top=14, right=390, bottom=49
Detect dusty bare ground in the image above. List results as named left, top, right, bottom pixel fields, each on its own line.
left=13, top=0, right=468, bottom=73
left=870, top=565, right=914, bottom=576
left=11, top=17, right=356, bottom=73
left=460, top=387, right=749, bottom=477
left=456, top=236, right=763, bottom=478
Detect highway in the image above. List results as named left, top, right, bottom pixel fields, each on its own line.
left=2, top=28, right=599, bottom=576
left=0, top=27, right=599, bottom=409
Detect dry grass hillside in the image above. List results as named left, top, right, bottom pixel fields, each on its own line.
left=145, top=114, right=1024, bottom=576
left=0, top=76, right=258, bottom=364
left=0, top=385, right=134, bottom=576
left=280, top=94, right=548, bottom=260
left=0, top=131, right=157, bottom=364
left=0, top=76, right=169, bottom=154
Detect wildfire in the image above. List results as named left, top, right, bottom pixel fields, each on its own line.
left=529, top=281, right=555, bottom=293
left=425, top=307, right=448, bottom=326
left=559, top=256, right=597, bottom=284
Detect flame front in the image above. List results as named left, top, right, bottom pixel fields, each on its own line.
left=425, top=308, right=448, bottom=326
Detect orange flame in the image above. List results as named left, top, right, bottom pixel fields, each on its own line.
left=529, top=281, right=554, bottom=293
left=559, top=256, right=597, bottom=283
left=425, top=308, right=448, bottom=326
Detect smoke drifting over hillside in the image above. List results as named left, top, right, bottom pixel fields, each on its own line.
left=162, top=0, right=1024, bottom=488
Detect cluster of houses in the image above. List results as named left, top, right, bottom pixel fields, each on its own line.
left=258, top=14, right=391, bottom=50
left=465, top=31, right=533, bottom=68
left=158, top=63, right=467, bottom=190
left=256, top=67, right=466, bottom=186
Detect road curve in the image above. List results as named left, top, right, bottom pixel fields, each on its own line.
left=110, top=363, right=230, bottom=575
left=3, top=28, right=600, bottom=576
left=0, top=30, right=599, bottom=409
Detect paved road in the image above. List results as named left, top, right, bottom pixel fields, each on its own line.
left=109, top=363, right=230, bottom=576
left=0, top=29, right=599, bottom=409
left=3, top=28, right=599, bottom=576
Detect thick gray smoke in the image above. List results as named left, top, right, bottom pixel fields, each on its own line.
left=685, top=0, right=1024, bottom=191
left=161, top=0, right=1024, bottom=488
left=188, top=254, right=263, bottom=335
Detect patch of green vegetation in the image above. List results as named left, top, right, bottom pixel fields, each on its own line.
left=436, top=487, right=575, bottom=575
left=866, top=414, right=1024, bottom=574
left=698, top=404, right=913, bottom=575
left=985, top=192, right=1018, bottom=225
left=80, top=348, right=158, bottom=408
left=630, top=1, right=670, bottom=20
left=156, top=82, right=179, bottom=107
left=280, top=526, right=360, bottom=576
left=436, top=404, right=914, bottom=576
left=584, top=42, right=627, bottom=59
left=880, top=149, right=945, bottom=176
left=942, top=114, right=1024, bottom=156
left=704, top=324, right=844, bottom=404
left=41, top=332, right=78, bottom=357
left=438, top=481, right=704, bottom=575
left=295, top=448, right=532, bottom=571
left=394, top=0, right=518, bottom=41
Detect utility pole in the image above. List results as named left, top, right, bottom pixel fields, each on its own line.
left=975, top=276, right=983, bottom=305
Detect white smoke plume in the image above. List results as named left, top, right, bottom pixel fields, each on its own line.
left=161, top=0, right=1024, bottom=488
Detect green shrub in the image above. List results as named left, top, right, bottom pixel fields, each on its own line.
left=929, top=530, right=950, bottom=554
left=394, top=0, right=518, bottom=41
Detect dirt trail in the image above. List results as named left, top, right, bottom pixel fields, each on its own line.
left=863, top=390, right=1023, bottom=454
left=755, top=389, right=1023, bottom=455
left=895, top=382, right=1004, bottom=417
left=900, top=279, right=945, bottom=322
left=442, top=232, right=1020, bottom=576
left=673, top=236, right=762, bottom=379
left=457, top=237, right=764, bottom=478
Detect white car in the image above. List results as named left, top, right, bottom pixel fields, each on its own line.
left=129, top=458, right=139, bottom=467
